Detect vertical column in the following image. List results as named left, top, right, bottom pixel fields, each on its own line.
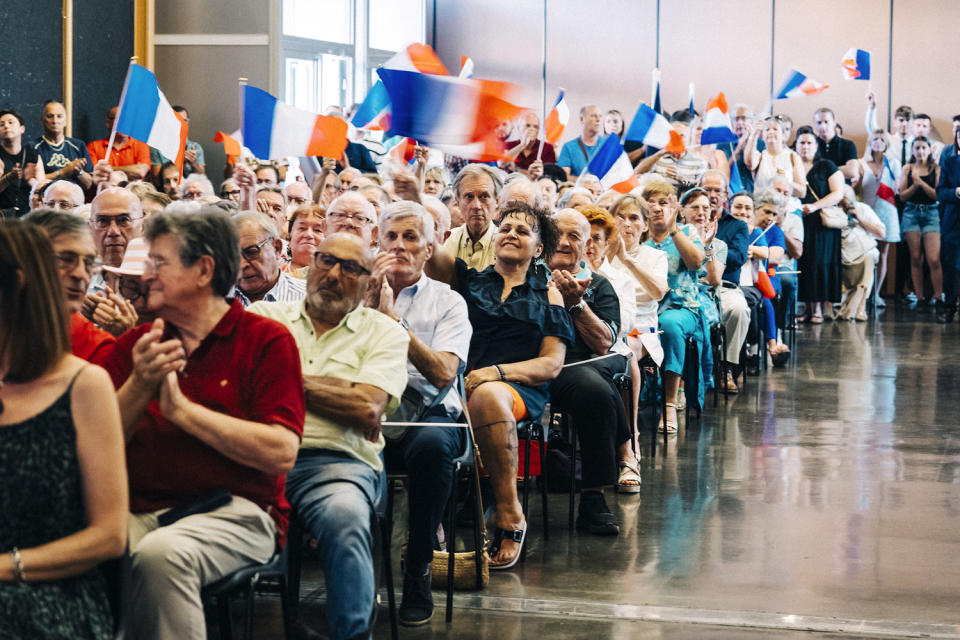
left=62, top=0, right=73, bottom=136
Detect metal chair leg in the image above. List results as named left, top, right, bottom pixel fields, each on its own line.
left=446, top=463, right=457, bottom=623
left=520, top=433, right=531, bottom=563
left=567, top=414, right=576, bottom=532
left=538, top=425, right=549, bottom=541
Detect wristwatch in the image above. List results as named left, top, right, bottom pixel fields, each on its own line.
left=568, top=301, right=585, bottom=316
left=398, top=317, right=409, bottom=330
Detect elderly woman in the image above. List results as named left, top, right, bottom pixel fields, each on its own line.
left=284, top=204, right=325, bottom=279
left=795, top=125, right=845, bottom=323
left=748, top=190, right=791, bottom=364
left=0, top=221, right=127, bottom=639
left=640, top=178, right=708, bottom=430
left=426, top=201, right=573, bottom=570
left=745, top=116, right=806, bottom=196
left=838, top=186, right=886, bottom=321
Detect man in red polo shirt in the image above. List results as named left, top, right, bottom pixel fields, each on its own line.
left=87, top=106, right=151, bottom=181
left=101, top=207, right=305, bottom=640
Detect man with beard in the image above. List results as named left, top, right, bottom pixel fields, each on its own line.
left=249, top=233, right=409, bottom=640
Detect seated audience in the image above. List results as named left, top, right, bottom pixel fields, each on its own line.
left=231, top=212, right=306, bottom=305
left=547, top=208, right=635, bottom=529
left=504, top=112, right=556, bottom=174
left=501, top=173, right=540, bottom=208
left=180, top=174, right=215, bottom=202
left=159, top=161, right=180, bottom=199
left=557, top=186, right=594, bottom=210
left=326, top=191, right=379, bottom=245
left=369, top=201, right=472, bottom=625
left=138, top=190, right=171, bottom=218
left=220, top=177, right=241, bottom=204
left=443, top=164, right=503, bottom=271
left=22, top=209, right=116, bottom=364
left=426, top=201, right=573, bottom=570
left=41, top=179, right=84, bottom=212
left=86, top=187, right=144, bottom=295
left=285, top=205, right=325, bottom=278
left=101, top=207, right=305, bottom=640
left=423, top=166, right=450, bottom=196
left=538, top=176, right=559, bottom=211
left=250, top=233, right=408, bottom=640
left=0, top=220, right=127, bottom=640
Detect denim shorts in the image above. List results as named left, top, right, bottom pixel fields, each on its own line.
left=902, top=202, right=940, bottom=234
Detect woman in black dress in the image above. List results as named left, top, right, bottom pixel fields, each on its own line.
left=0, top=221, right=128, bottom=639
left=795, top=126, right=845, bottom=322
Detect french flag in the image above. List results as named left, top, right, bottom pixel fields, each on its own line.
left=841, top=48, right=871, bottom=81
left=459, top=56, right=474, bottom=79
left=587, top=136, right=639, bottom=193
left=376, top=68, right=532, bottom=158
left=544, top=90, right=569, bottom=145
left=700, top=93, right=739, bottom=145
left=625, top=103, right=685, bottom=155
left=383, top=43, right=449, bottom=76
left=351, top=80, right=392, bottom=130
left=114, top=63, right=188, bottom=171
left=242, top=85, right=348, bottom=160
left=775, top=68, right=829, bottom=99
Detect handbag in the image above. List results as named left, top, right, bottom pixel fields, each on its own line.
left=805, top=179, right=849, bottom=229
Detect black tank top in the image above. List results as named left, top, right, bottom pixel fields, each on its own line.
left=907, top=167, right=938, bottom=205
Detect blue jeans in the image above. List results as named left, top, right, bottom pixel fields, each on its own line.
left=660, top=307, right=700, bottom=376
left=286, top=450, right=384, bottom=640
left=902, top=202, right=940, bottom=233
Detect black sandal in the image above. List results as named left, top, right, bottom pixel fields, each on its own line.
left=487, top=523, right=527, bottom=570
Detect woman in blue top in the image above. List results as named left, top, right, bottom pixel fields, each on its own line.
left=426, top=200, right=574, bottom=570
left=641, top=178, right=708, bottom=431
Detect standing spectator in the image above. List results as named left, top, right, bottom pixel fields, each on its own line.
left=603, top=109, right=625, bottom=140
left=33, top=100, right=94, bottom=191
left=865, top=92, right=913, bottom=167
left=730, top=104, right=757, bottom=193
left=912, top=114, right=944, bottom=163
left=0, top=220, right=128, bottom=640
left=101, top=207, right=304, bottom=640
left=812, top=108, right=859, bottom=183
left=899, top=136, right=943, bottom=315
left=937, top=124, right=960, bottom=321
left=745, top=116, right=805, bottom=195
left=796, top=126, right=845, bottom=322
left=0, top=109, right=44, bottom=218
left=87, top=107, right=150, bottom=181
left=858, top=129, right=901, bottom=303
left=558, top=105, right=605, bottom=180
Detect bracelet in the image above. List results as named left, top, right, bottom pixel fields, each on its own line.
left=10, top=547, right=24, bottom=583
left=494, top=365, right=505, bottom=381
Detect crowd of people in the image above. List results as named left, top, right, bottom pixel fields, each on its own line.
left=2, top=89, right=959, bottom=640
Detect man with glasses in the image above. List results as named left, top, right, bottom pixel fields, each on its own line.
left=22, top=209, right=115, bottom=365
left=41, top=179, right=85, bottom=211
left=326, top=191, right=379, bottom=245
left=284, top=180, right=312, bottom=210
left=180, top=174, right=215, bottom=201
left=220, top=177, right=241, bottom=204
left=86, top=187, right=144, bottom=295
left=249, top=232, right=409, bottom=640
left=230, top=212, right=305, bottom=306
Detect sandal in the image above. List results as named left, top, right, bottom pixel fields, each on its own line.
left=771, top=348, right=791, bottom=367
left=617, top=461, right=642, bottom=493
left=660, top=402, right=679, bottom=433
left=487, top=522, right=527, bottom=570
left=809, top=315, right=823, bottom=324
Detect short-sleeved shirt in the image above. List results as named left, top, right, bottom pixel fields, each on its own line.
left=454, top=259, right=574, bottom=418
left=557, top=136, right=606, bottom=176
left=505, top=140, right=557, bottom=171
left=87, top=137, right=151, bottom=168
left=33, top=136, right=93, bottom=181
left=150, top=139, right=205, bottom=177
left=643, top=224, right=704, bottom=310
left=816, top=135, right=857, bottom=173
left=562, top=269, right=620, bottom=363
left=444, top=223, right=497, bottom=271
left=248, top=301, right=409, bottom=472
left=0, top=144, right=40, bottom=215
left=102, top=300, right=306, bottom=539
left=612, top=242, right=669, bottom=332
left=393, top=273, right=472, bottom=417
left=70, top=314, right=116, bottom=366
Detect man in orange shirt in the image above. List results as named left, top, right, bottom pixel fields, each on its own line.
left=88, top=106, right=151, bottom=181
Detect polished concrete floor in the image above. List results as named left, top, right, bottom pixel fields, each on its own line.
left=245, top=314, right=960, bottom=639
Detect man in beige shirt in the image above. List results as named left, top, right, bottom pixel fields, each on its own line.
left=442, top=163, right=503, bottom=271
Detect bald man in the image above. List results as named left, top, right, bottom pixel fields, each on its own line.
left=87, top=187, right=144, bottom=294
left=557, top=104, right=605, bottom=180
left=326, top=191, right=379, bottom=245
left=547, top=208, right=631, bottom=535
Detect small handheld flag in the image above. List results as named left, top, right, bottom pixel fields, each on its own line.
left=774, top=68, right=829, bottom=100
left=351, top=80, right=392, bottom=130
left=459, top=56, right=474, bottom=79
left=113, top=62, right=188, bottom=172
left=625, top=103, right=685, bottom=155
left=700, top=93, right=739, bottom=145
left=841, top=48, right=871, bottom=81
left=543, top=90, right=569, bottom=145
left=587, top=135, right=639, bottom=193
left=241, top=85, right=348, bottom=160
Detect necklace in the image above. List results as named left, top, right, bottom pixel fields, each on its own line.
left=42, top=135, right=65, bottom=150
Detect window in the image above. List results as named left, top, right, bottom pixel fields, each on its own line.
left=279, top=0, right=425, bottom=113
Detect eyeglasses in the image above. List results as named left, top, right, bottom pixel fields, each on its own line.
left=92, top=213, right=140, bottom=229
left=240, top=237, right=273, bottom=262
left=43, top=200, right=78, bottom=211
left=288, top=196, right=310, bottom=206
left=312, top=251, right=370, bottom=277
left=328, top=211, right=373, bottom=226
left=55, top=251, right=102, bottom=275
left=117, top=275, right=145, bottom=301
left=221, top=189, right=241, bottom=197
